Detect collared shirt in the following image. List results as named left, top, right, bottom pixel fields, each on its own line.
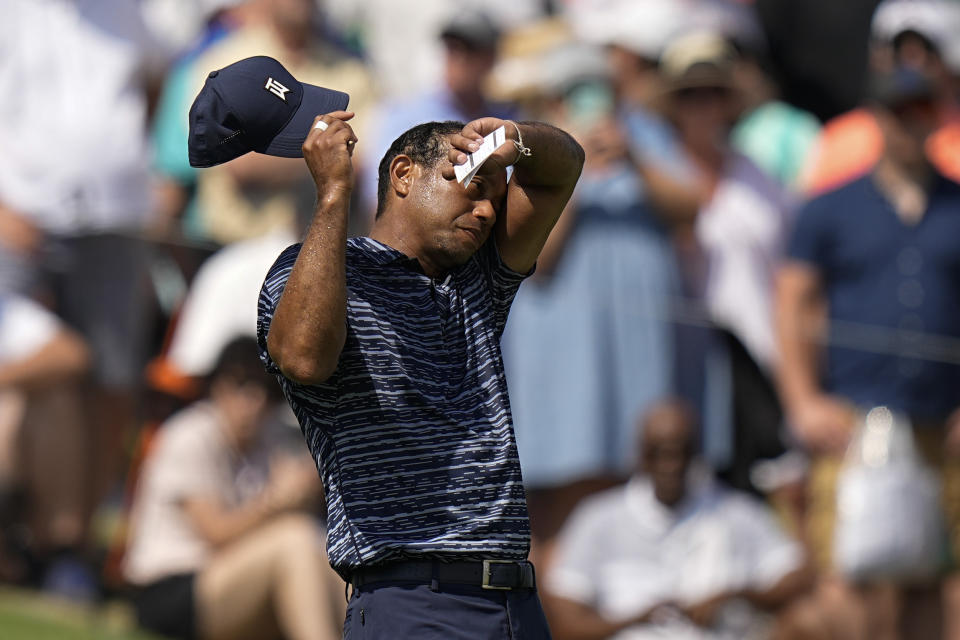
left=788, top=173, right=960, bottom=420
left=0, top=0, right=159, bottom=232
left=257, top=237, right=531, bottom=575
left=549, top=473, right=803, bottom=640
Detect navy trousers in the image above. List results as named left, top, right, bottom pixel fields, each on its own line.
left=343, top=582, right=553, bottom=639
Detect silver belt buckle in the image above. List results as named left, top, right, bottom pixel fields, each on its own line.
left=481, top=559, right=514, bottom=590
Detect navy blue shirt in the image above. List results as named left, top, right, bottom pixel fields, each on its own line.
left=788, top=174, right=960, bottom=420
left=257, top=237, right=532, bottom=576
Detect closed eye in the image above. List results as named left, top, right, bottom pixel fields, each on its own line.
left=468, top=177, right=506, bottom=216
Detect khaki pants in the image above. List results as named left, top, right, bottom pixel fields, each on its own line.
left=807, top=427, right=960, bottom=572
left=196, top=514, right=346, bottom=640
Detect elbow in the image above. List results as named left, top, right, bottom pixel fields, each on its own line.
left=277, top=357, right=339, bottom=386
left=267, top=330, right=343, bottom=386
left=573, top=140, right=586, bottom=170
left=568, top=140, right=586, bottom=179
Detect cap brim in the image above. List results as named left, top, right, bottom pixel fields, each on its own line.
left=261, top=83, right=350, bottom=157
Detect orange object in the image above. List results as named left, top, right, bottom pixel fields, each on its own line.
left=800, top=109, right=883, bottom=196
left=927, top=120, right=960, bottom=183
left=802, top=108, right=960, bottom=196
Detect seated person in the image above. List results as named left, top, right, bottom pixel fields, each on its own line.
left=545, top=399, right=821, bottom=640
left=0, top=293, right=90, bottom=586
left=123, top=337, right=344, bottom=640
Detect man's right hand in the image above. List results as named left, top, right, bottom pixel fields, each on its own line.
left=789, top=394, right=857, bottom=455
left=302, top=111, right=357, bottom=199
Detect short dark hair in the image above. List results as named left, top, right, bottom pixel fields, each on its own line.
left=210, top=336, right=274, bottom=391
left=375, top=120, right=465, bottom=218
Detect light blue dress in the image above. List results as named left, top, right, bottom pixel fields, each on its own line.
left=502, top=116, right=682, bottom=487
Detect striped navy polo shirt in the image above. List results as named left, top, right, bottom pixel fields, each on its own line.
left=257, top=236, right=532, bottom=576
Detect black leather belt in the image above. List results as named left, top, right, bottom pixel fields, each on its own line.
left=350, top=559, right=536, bottom=591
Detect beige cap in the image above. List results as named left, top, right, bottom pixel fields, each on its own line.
left=659, top=31, right=737, bottom=92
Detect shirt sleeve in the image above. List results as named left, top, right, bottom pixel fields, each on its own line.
left=547, top=499, right=605, bottom=605
left=147, top=412, right=223, bottom=504
left=256, top=244, right=302, bottom=376
left=476, top=239, right=533, bottom=338
left=730, top=496, right=805, bottom=592
left=786, top=195, right=831, bottom=268
left=0, top=295, right=61, bottom=363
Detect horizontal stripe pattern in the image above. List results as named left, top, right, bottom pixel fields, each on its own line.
left=257, top=237, right=531, bottom=575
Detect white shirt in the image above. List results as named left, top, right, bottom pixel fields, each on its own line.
left=167, top=230, right=296, bottom=377
left=0, top=0, right=160, bottom=233
left=695, top=152, right=792, bottom=369
left=549, top=473, right=803, bottom=640
left=0, top=295, right=61, bottom=364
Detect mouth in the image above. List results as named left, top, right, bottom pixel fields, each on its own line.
left=459, top=226, right=485, bottom=245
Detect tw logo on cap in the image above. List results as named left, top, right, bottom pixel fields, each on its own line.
left=264, top=77, right=290, bottom=101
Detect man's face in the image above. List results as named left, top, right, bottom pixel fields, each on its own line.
left=877, top=97, right=939, bottom=166
left=672, top=86, right=736, bottom=149
left=406, top=142, right=507, bottom=270
left=211, top=377, right=272, bottom=449
left=444, top=38, right=496, bottom=97
left=640, top=407, right=694, bottom=507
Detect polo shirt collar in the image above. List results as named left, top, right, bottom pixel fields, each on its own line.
left=353, top=236, right=424, bottom=271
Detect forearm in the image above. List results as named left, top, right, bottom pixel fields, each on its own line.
left=267, top=190, right=350, bottom=384
left=632, top=158, right=704, bottom=226
left=775, top=270, right=825, bottom=411
left=741, top=565, right=815, bottom=612
left=0, top=331, right=90, bottom=390
left=549, top=597, right=652, bottom=640
left=182, top=495, right=281, bottom=548
left=511, top=121, right=585, bottom=190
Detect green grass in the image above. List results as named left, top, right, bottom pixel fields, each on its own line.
left=0, top=588, right=166, bottom=640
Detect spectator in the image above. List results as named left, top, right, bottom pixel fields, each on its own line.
left=545, top=399, right=818, bottom=640
left=0, top=0, right=167, bottom=536
left=325, top=0, right=545, bottom=102
left=188, top=0, right=376, bottom=244
left=800, top=0, right=960, bottom=194
left=776, top=66, right=960, bottom=638
left=498, top=32, right=687, bottom=566
left=730, top=46, right=822, bottom=191
left=124, top=337, right=344, bottom=640
left=151, top=0, right=264, bottom=238
left=0, top=294, right=90, bottom=590
left=661, top=31, right=792, bottom=488
left=360, top=8, right=517, bottom=213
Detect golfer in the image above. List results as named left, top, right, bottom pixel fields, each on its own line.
left=257, top=109, right=583, bottom=638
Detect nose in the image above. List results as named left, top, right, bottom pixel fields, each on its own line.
left=472, top=199, right=497, bottom=226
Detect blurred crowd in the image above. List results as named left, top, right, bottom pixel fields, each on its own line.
left=2, top=0, right=960, bottom=638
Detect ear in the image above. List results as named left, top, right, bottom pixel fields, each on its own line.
left=389, top=155, right=415, bottom=198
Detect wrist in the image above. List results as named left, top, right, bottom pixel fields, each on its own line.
left=782, top=381, right=820, bottom=416
left=504, top=120, right=532, bottom=165
left=315, top=186, right=351, bottom=210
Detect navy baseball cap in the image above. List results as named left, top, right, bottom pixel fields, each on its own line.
left=188, top=55, right=350, bottom=167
